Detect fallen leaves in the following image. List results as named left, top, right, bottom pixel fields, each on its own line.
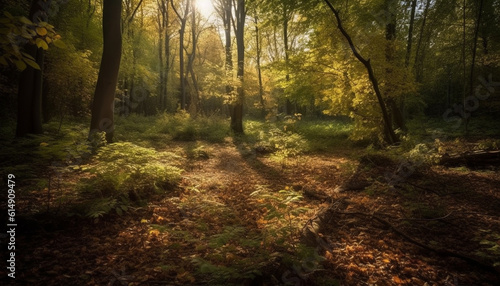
left=13, top=143, right=500, bottom=285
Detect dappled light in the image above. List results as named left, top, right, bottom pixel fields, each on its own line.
left=1, top=0, right=500, bottom=285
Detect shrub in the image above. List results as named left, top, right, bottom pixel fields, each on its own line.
left=75, top=142, right=183, bottom=220
left=156, top=111, right=229, bottom=142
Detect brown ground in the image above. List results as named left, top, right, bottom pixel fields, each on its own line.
left=2, top=141, right=500, bottom=285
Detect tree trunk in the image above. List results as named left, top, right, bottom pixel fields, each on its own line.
left=218, top=0, right=233, bottom=117
left=16, top=0, right=47, bottom=137
left=466, top=0, right=484, bottom=132
left=414, top=0, right=431, bottom=83
left=323, top=0, right=399, bottom=145
left=254, top=14, right=265, bottom=117
left=405, top=0, right=417, bottom=68
left=283, top=3, right=292, bottom=115
left=384, top=0, right=406, bottom=133
left=231, top=0, right=245, bottom=134
left=158, top=19, right=164, bottom=109
left=171, top=0, right=190, bottom=111
left=187, top=0, right=199, bottom=116
left=157, top=0, right=170, bottom=112
left=164, top=3, right=171, bottom=111
left=89, top=0, right=122, bottom=143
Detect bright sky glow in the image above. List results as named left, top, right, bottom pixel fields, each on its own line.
left=195, top=0, right=216, bottom=20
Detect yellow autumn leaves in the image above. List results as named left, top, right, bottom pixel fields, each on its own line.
left=0, top=11, right=65, bottom=71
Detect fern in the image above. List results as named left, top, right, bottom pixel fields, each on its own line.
left=75, top=142, right=183, bottom=219
left=208, top=226, right=246, bottom=248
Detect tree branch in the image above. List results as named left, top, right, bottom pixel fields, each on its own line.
left=322, top=0, right=399, bottom=144
left=128, top=0, right=144, bottom=24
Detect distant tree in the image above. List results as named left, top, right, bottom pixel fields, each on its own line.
left=16, top=0, right=51, bottom=137
left=214, top=0, right=234, bottom=119
left=232, top=0, right=245, bottom=134
left=171, top=0, right=191, bottom=111
left=323, top=0, right=399, bottom=144
left=156, top=0, right=172, bottom=111
left=89, top=0, right=123, bottom=142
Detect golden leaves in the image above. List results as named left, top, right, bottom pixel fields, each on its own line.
left=36, top=27, right=47, bottom=36
left=35, top=38, right=49, bottom=50
left=0, top=13, right=64, bottom=70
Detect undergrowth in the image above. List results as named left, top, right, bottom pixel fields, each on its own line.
left=156, top=111, right=230, bottom=142
left=74, top=142, right=183, bottom=220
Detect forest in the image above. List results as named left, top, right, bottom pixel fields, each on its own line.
left=1, top=0, right=500, bottom=285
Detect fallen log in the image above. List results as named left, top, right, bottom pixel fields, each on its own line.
left=440, top=150, right=500, bottom=168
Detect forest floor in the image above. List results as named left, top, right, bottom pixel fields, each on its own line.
left=2, top=138, right=500, bottom=285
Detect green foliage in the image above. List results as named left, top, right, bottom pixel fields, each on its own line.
left=245, top=118, right=356, bottom=154
left=184, top=143, right=210, bottom=160
left=249, top=186, right=326, bottom=276
left=268, top=129, right=308, bottom=164
left=295, top=119, right=353, bottom=151
left=208, top=226, right=246, bottom=248
left=250, top=186, right=309, bottom=249
left=191, top=256, right=264, bottom=283
left=404, top=143, right=441, bottom=165
left=476, top=139, right=500, bottom=151
left=88, top=131, right=107, bottom=152
left=44, top=46, right=98, bottom=119
left=1, top=121, right=92, bottom=177
left=76, top=142, right=183, bottom=219
left=0, top=11, right=64, bottom=70
left=156, top=112, right=229, bottom=142
left=474, top=229, right=500, bottom=267
left=245, top=120, right=308, bottom=165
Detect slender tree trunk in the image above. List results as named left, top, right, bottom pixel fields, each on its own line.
left=414, top=0, right=431, bottom=83
left=254, top=14, right=265, bottom=116
left=164, top=6, right=170, bottom=111
left=323, top=0, right=399, bottom=144
left=16, top=0, right=47, bottom=137
left=222, top=0, right=233, bottom=115
left=466, top=0, right=484, bottom=132
left=171, top=0, right=190, bottom=110
left=158, top=17, right=164, bottom=109
left=283, top=4, right=292, bottom=115
left=462, top=0, right=467, bottom=133
left=405, top=0, right=417, bottom=68
left=156, top=0, right=164, bottom=110
left=231, top=0, right=245, bottom=134
left=187, top=0, right=199, bottom=116
left=384, top=0, right=406, bottom=133
left=157, top=0, right=170, bottom=112
left=89, top=0, right=122, bottom=142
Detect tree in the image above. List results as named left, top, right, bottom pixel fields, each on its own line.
left=16, top=0, right=50, bottom=137
left=185, top=0, right=202, bottom=115
left=89, top=0, right=123, bottom=142
left=323, top=0, right=399, bottom=144
left=413, top=0, right=431, bottom=83
left=382, top=0, right=406, bottom=133
left=465, top=0, right=485, bottom=132
left=171, top=0, right=191, bottom=110
left=231, top=0, right=246, bottom=134
left=253, top=12, right=265, bottom=115
left=214, top=0, right=234, bottom=119
left=156, top=0, right=172, bottom=111
left=405, top=0, right=417, bottom=68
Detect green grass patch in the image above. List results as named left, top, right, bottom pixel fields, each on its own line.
left=156, top=111, right=230, bottom=143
